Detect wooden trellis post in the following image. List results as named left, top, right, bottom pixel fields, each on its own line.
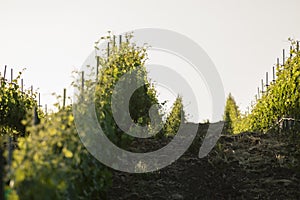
left=107, top=42, right=110, bottom=58
left=8, top=68, right=13, bottom=170
left=266, top=72, right=269, bottom=87
left=272, top=66, right=275, bottom=82
left=119, top=35, right=122, bottom=46
left=63, top=88, right=66, bottom=109
left=21, top=79, right=24, bottom=93
left=11, top=68, right=13, bottom=83
left=113, top=35, right=116, bottom=47
left=3, top=65, right=7, bottom=79
left=31, top=85, right=33, bottom=96
left=283, top=49, right=285, bottom=65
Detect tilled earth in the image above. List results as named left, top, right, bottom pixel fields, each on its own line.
left=107, top=124, right=300, bottom=199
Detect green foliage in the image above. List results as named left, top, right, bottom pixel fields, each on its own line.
left=8, top=33, right=171, bottom=199
left=95, top=33, right=162, bottom=146
left=0, top=71, right=37, bottom=137
left=5, top=33, right=190, bottom=200
left=236, top=39, right=300, bottom=132
left=10, top=107, right=111, bottom=200
left=164, top=96, right=185, bottom=136
left=223, top=93, right=241, bottom=134
left=0, top=70, right=37, bottom=200
left=233, top=113, right=251, bottom=133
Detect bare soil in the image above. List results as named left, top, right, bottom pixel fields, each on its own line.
left=107, top=124, right=300, bottom=200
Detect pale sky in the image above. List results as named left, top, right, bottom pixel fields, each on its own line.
left=1, top=0, right=300, bottom=122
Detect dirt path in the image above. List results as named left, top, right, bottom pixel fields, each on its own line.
left=107, top=124, right=300, bottom=199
